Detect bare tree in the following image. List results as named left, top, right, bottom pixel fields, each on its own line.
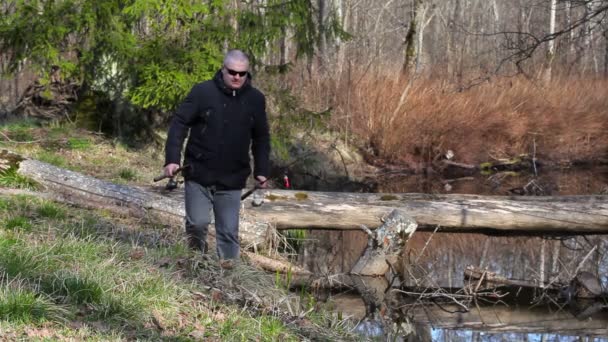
left=543, top=0, right=558, bottom=81
left=402, top=0, right=424, bottom=75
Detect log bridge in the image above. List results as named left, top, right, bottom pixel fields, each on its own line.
left=3, top=150, right=608, bottom=278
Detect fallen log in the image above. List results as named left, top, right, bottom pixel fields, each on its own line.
left=7, top=150, right=608, bottom=238
left=250, top=189, right=608, bottom=233
left=9, top=155, right=270, bottom=248
left=7, top=152, right=413, bottom=277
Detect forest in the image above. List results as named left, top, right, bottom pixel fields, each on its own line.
left=0, top=0, right=607, bottom=340
left=1, top=0, right=606, bottom=169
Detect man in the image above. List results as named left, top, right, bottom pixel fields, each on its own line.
left=163, top=49, right=270, bottom=269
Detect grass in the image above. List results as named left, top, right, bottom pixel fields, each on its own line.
left=36, top=202, right=66, bottom=219
left=117, top=168, right=138, bottom=181
left=4, top=216, right=33, bottom=231
left=66, top=137, right=92, bottom=150
left=0, top=167, right=38, bottom=190
left=0, top=193, right=356, bottom=340
left=1, top=122, right=163, bottom=185
left=35, top=151, right=69, bottom=168
left=0, top=278, right=67, bottom=324
left=0, top=119, right=39, bottom=143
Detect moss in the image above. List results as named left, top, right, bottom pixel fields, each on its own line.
left=480, top=162, right=493, bottom=171
left=40, top=88, right=54, bottom=101
left=501, top=171, right=521, bottom=177
left=380, top=194, right=399, bottom=201
left=265, top=194, right=288, bottom=201
left=294, top=192, right=308, bottom=200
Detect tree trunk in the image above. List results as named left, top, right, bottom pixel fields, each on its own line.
left=402, top=0, right=423, bottom=76
left=543, top=0, right=557, bottom=82
left=316, top=0, right=328, bottom=70
left=252, top=189, right=608, bottom=233
left=604, top=29, right=608, bottom=77
left=13, top=157, right=274, bottom=245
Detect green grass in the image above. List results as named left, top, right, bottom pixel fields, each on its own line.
left=0, top=119, right=39, bottom=143
left=36, top=151, right=68, bottom=168
left=36, top=202, right=66, bottom=219
left=67, top=137, right=92, bottom=150
left=5, top=216, right=33, bottom=231
left=0, top=196, right=317, bottom=339
left=0, top=279, right=66, bottom=324
left=260, top=316, right=294, bottom=341
left=48, top=124, right=72, bottom=140
left=117, top=168, right=138, bottom=181
left=0, top=167, right=38, bottom=190
left=0, top=198, right=9, bottom=210
left=0, top=199, right=353, bottom=340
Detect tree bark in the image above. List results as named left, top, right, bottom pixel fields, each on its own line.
left=604, top=29, right=608, bottom=76
left=402, top=0, right=424, bottom=75
left=253, top=189, right=608, bottom=233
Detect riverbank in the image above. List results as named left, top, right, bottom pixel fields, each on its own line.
left=0, top=123, right=362, bottom=340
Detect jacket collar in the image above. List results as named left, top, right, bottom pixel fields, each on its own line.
left=213, top=70, right=252, bottom=96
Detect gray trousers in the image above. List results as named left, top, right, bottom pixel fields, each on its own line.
left=184, top=180, right=242, bottom=260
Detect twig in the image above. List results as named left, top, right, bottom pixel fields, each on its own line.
left=574, top=245, right=598, bottom=276
left=532, top=135, right=538, bottom=177
left=414, top=225, right=440, bottom=264
left=474, top=270, right=487, bottom=293
left=358, top=224, right=374, bottom=238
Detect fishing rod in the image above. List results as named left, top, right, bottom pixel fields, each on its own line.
left=153, top=165, right=189, bottom=190
left=241, top=173, right=291, bottom=205
left=153, top=164, right=290, bottom=200
left=154, top=149, right=307, bottom=200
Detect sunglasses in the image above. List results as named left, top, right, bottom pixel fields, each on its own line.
left=225, top=67, right=248, bottom=77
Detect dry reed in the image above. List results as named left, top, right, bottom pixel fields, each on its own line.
left=290, top=68, right=608, bottom=168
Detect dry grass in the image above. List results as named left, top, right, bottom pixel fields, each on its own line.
left=292, top=68, right=608, bottom=168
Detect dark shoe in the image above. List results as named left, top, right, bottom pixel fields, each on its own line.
left=219, top=259, right=236, bottom=270
left=187, top=236, right=208, bottom=253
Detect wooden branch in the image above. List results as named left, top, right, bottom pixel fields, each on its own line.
left=243, top=252, right=312, bottom=276
left=441, top=160, right=478, bottom=169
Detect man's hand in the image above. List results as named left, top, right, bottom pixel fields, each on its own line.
left=255, top=175, right=268, bottom=189
left=164, top=163, right=181, bottom=177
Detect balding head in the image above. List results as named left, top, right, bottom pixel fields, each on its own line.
left=223, top=50, right=250, bottom=66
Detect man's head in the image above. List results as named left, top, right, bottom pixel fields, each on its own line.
left=221, top=50, right=249, bottom=90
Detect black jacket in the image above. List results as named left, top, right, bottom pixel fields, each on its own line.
left=165, top=71, right=270, bottom=189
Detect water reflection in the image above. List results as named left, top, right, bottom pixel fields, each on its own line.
left=431, top=330, right=608, bottom=342
left=299, top=167, right=608, bottom=340
left=376, top=167, right=608, bottom=196
left=402, top=233, right=608, bottom=289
